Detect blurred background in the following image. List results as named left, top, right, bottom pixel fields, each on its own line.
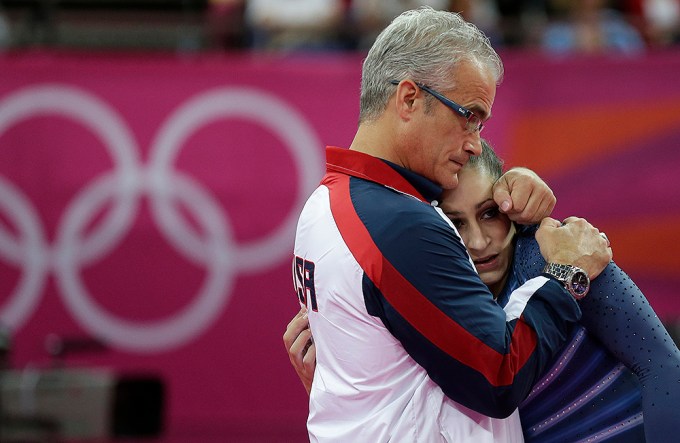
left=0, top=0, right=678, bottom=442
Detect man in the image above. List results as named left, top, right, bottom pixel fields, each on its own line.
left=291, top=7, right=612, bottom=442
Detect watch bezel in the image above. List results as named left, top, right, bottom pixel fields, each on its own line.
left=543, top=263, right=590, bottom=300
left=568, top=269, right=590, bottom=299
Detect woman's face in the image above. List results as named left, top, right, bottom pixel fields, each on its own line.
left=440, top=166, right=516, bottom=296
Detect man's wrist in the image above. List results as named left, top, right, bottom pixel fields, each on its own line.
left=542, top=263, right=590, bottom=300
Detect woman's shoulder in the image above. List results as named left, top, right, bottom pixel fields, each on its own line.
left=513, top=224, right=545, bottom=283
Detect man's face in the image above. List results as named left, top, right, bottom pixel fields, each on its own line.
left=406, top=61, right=496, bottom=190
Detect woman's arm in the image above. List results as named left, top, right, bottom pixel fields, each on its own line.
left=577, top=261, right=680, bottom=441
left=514, top=225, right=680, bottom=442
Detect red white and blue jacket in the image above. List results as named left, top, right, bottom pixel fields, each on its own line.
left=292, top=147, right=582, bottom=442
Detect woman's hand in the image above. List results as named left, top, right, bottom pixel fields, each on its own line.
left=283, top=307, right=316, bottom=394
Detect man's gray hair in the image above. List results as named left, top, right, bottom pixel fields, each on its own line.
left=359, top=6, right=503, bottom=124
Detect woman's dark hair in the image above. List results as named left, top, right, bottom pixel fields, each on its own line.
left=467, top=139, right=504, bottom=180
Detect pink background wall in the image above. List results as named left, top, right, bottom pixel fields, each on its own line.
left=0, top=50, right=678, bottom=440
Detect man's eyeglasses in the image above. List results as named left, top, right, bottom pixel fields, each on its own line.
left=389, top=80, right=484, bottom=133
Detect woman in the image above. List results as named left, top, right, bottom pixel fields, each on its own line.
left=285, top=140, right=680, bottom=442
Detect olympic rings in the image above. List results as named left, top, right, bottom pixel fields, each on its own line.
left=0, top=84, right=323, bottom=352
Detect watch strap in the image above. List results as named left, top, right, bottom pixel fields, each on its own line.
left=542, top=262, right=590, bottom=300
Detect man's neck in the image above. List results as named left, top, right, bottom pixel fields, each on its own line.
left=349, top=120, right=403, bottom=166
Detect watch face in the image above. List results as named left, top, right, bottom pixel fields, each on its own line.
left=571, top=272, right=589, bottom=297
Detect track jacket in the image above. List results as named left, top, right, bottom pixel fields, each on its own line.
left=292, top=147, right=582, bottom=442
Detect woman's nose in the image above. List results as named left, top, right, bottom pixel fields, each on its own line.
left=466, top=224, right=488, bottom=251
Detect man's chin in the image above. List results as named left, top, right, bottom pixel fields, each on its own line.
left=441, top=174, right=459, bottom=190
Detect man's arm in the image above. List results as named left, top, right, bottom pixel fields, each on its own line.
left=285, top=167, right=557, bottom=398
left=359, top=207, right=610, bottom=418
left=297, top=167, right=610, bottom=418
left=282, top=219, right=613, bottom=405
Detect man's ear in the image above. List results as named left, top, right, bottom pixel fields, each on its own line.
left=394, top=80, right=420, bottom=120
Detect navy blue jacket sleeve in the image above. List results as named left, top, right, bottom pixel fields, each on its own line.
left=360, top=201, right=581, bottom=418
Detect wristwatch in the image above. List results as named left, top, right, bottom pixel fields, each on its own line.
left=543, top=263, right=590, bottom=300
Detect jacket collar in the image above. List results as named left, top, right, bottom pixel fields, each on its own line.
left=325, top=146, right=442, bottom=204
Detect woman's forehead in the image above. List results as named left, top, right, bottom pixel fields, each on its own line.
left=442, top=169, right=494, bottom=209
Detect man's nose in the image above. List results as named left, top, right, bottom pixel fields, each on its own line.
left=464, top=138, right=482, bottom=157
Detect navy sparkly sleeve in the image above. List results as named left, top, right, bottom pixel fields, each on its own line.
left=514, top=225, right=680, bottom=443
left=577, top=263, right=680, bottom=442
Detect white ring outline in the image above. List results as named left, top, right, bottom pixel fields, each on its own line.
left=148, top=87, right=323, bottom=272
left=55, top=172, right=235, bottom=352
left=0, top=84, right=324, bottom=352
left=0, top=83, right=141, bottom=332
left=0, top=176, right=48, bottom=330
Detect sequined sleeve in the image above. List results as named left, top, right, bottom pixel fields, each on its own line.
left=512, top=225, right=680, bottom=442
